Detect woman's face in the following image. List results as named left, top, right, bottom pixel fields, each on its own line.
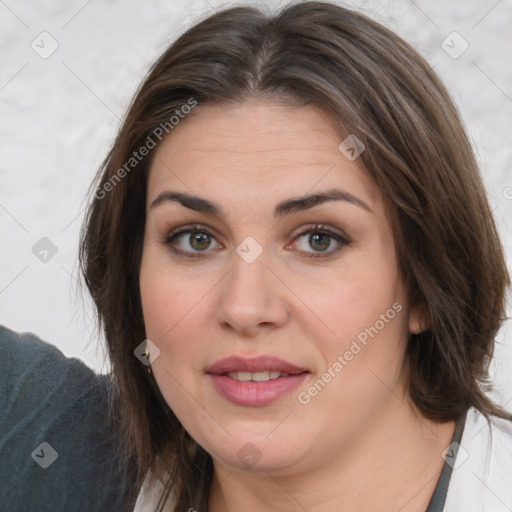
left=139, top=101, right=421, bottom=475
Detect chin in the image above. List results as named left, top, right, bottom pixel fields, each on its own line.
left=202, top=428, right=312, bottom=474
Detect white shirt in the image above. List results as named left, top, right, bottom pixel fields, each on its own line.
left=134, top=407, right=512, bottom=511
left=444, top=407, right=512, bottom=511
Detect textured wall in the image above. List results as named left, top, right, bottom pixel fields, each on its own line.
left=1, top=0, right=511, bottom=408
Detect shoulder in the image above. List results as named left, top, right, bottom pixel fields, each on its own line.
left=0, top=324, right=100, bottom=406
left=0, top=325, right=138, bottom=512
left=444, top=407, right=512, bottom=511
left=0, top=324, right=110, bottom=435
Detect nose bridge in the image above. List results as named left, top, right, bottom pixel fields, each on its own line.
left=230, top=251, right=268, bottom=297
left=216, top=248, right=288, bottom=334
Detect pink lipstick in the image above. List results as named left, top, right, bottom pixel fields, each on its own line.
left=206, top=356, right=309, bottom=406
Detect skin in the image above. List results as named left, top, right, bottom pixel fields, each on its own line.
left=139, top=101, right=456, bottom=511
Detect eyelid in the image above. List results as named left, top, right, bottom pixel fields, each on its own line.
left=162, top=223, right=219, bottom=244
left=290, top=223, right=350, bottom=242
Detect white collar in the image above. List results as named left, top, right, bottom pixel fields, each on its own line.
left=443, top=407, right=512, bottom=511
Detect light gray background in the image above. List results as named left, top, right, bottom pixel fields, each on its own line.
left=1, top=0, right=511, bottom=409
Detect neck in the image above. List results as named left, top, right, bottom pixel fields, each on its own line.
left=208, top=397, right=456, bottom=512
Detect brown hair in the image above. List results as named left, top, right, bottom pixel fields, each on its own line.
left=79, top=1, right=511, bottom=509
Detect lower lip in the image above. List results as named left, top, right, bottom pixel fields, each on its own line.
left=209, top=373, right=308, bottom=406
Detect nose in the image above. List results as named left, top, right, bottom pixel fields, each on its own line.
left=215, top=252, right=290, bottom=337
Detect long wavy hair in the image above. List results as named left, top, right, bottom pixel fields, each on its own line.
left=79, top=2, right=511, bottom=510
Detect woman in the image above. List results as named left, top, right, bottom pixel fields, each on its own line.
left=78, top=2, right=512, bottom=511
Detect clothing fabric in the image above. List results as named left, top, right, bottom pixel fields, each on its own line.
left=425, top=410, right=467, bottom=511
left=0, top=325, right=138, bottom=512
left=443, top=407, right=512, bottom=511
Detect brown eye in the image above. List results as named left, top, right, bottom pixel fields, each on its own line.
left=163, top=225, right=223, bottom=258
left=308, top=233, right=332, bottom=252
left=292, top=225, right=350, bottom=257
left=188, top=232, right=212, bottom=251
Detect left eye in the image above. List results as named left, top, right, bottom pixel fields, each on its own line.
left=292, top=227, right=349, bottom=256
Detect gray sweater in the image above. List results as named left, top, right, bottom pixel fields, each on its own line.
left=0, top=325, right=138, bottom=511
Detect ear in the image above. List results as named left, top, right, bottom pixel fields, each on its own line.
left=408, top=303, right=430, bottom=334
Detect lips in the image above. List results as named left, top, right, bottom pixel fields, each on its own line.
left=206, top=356, right=309, bottom=406
left=206, top=355, right=308, bottom=375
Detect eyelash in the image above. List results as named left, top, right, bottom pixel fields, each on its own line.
left=160, top=223, right=351, bottom=259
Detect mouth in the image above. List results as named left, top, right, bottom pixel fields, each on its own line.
left=206, top=356, right=310, bottom=406
left=206, top=355, right=309, bottom=375
left=226, top=370, right=291, bottom=382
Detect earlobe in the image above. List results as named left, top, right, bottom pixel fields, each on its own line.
left=409, top=319, right=422, bottom=334
left=409, top=304, right=430, bottom=334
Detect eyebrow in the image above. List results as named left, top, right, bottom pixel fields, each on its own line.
left=149, top=188, right=372, bottom=217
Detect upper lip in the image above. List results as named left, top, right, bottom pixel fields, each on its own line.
left=206, top=356, right=309, bottom=375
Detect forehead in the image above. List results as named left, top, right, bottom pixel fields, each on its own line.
left=147, top=101, right=380, bottom=209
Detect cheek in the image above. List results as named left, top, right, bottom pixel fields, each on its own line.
left=139, top=258, right=208, bottom=415
left=307, top=253, right=406, bottom=351
left=140, top=242, right=210, bottom=335
left=299, top=255, right=410, bottom=419
left=315, top=276, right=408, bottom=407
left=298, top=283, right=408, bottom=440
left=138, top=250, right=231, bottom=416
left=139, top=251, right=204, bottom=364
